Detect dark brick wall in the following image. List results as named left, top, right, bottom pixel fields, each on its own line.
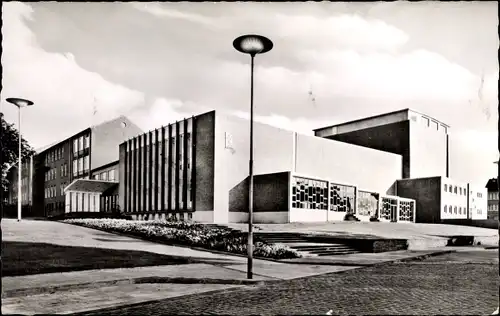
left=397, top=177, right=441, bottom=223
left=329, top=121, right=410, bottom=179
left=194, top=111, right=215, bottom=212
left=229, top=172, right=289, bottom=213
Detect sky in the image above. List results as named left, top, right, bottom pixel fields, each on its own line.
left=1, top=1, right=498, bottom=185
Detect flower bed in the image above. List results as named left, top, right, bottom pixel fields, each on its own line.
left=63, top=219, right=301, bottom=259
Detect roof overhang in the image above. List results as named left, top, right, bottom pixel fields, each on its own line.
left=64, top=179, right=118, bottom=195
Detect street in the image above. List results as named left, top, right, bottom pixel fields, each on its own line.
left=77, top=250, right=499, bottom=315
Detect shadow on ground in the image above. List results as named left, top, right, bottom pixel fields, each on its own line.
left=1, top=241, right=239, bottom=277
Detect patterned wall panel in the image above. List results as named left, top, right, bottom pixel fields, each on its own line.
left=291, top=176, right=328, bottom=210
left=380, top=197, right=398, bottom=221
left=357, top=190, right=379, bottom=217
left=329, top=183, right=355, bottom=213
left=399, top=200, right=415, bottom=222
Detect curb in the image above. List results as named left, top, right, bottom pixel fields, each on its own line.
left=2, top=276, right=277, bottom=299
left=278, top=250, right=457, bottom=267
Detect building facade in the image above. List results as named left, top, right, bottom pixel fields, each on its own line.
left=5, top=116, right=142, bottom=218
left=486, top=178, right=499, bottom=220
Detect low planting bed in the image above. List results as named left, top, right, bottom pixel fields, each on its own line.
left=63, top=219, right=301, bottom=260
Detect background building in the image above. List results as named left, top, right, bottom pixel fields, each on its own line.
left=5, top=115, right=142, bottom=218
left=486, top=178, right=499, bottom=220
left=396, top=176, right=487, bottom=223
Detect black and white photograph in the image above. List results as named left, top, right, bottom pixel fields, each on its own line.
left=1, top=1, right=498, bottom=315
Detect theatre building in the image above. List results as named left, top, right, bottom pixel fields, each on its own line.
left=118, top=110, right=423, bottom=224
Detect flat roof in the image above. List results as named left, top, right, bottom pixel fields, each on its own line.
left=64, top=179, right=118, bottom=194
left=313, top=108, right=450, bottom=132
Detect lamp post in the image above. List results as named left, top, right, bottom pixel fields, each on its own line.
left=6, top=98, right=34, bottom=222
left=233, top=34, right=273, bottom=279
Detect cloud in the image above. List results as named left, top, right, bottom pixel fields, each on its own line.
left=273, top=13, right=409, bottom=52
left=130, top=2, right=216, bottom=27
left=1, top=2, right=145, bottom=147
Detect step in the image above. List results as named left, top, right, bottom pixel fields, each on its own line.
left=315, top=251, right=361, bottom=256
left=292, top=243, right=347, bottom=249
left=292, top=246, right=354, bottom=252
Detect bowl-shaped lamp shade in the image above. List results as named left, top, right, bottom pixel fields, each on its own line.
left=233, top=35, right=273, bottom=55
left=6, top=98, right=34, bottom=108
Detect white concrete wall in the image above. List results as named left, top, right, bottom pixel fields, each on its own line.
left=409, top=116, right=448, bottom=179
left=213, top=113, right=294, bottom=224
left=469, top=185, right=488, bottom=220
left=294, top=134, right=402, bottom=194
left=441, top=177, right=468, bottom=219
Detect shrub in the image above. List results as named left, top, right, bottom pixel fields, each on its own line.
left=63, top=219, right=301, bottom=259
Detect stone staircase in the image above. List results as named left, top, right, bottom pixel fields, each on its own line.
left=255, top=232, right=361, bottom=257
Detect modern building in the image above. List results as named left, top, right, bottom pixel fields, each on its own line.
left=4, top=115, right=142, bottom=218
left=116, top=110, right=420, bottom=223
left=314, top=109, right=449, bottom=179
left=486, top=178, right=499, bottom=220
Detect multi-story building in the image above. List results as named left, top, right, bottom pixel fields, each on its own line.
left=5, top=155, right=35, bottom=216
left=5, top=115, right=142, bottom=218
left=486, top=178, right=499, bottom=220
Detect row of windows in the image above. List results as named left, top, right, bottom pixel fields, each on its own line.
left=488, top=192, right=499, bottom=200
left=44, top=182, right=68, bottom=198
left=73, top=156, right=90, bottom=176
left=45, top=146, right=65, bottom=164
left=73, top=134, right=91, bottom=153
left=93, top=169, right=116, bottom=181
left=45, top=164, right=68, bottom=181
left=489, top=204, right=499, bottom=211
left=444, top=184, right=467, bottom=196
left=443, top=205, right=467, bottom=215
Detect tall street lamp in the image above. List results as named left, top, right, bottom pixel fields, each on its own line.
left=6, top=98, right=34, bottom=222
left=233, top=34, right=273, bottom=279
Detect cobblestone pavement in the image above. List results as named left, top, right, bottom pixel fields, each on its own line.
left=77, top=250, right=499, bottom=316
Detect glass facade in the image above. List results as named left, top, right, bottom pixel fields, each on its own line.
left=291, top=176, right=328, bottom=210
left=380, top=197, right=398, bottom=221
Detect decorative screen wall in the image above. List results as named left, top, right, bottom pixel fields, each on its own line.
left=357, top=190, right=379, bottom=217
left=380, top=197, right=398, bottom=221
left=291, top=176, right=328, bottom=210
left=330, top=183, right=355, bottom=213
left=398, top=200, right=415, bottom=222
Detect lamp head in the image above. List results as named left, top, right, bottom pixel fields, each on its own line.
left=233, top=34, right=273, bottom=56
left=6, top=98, right=34, bottom=108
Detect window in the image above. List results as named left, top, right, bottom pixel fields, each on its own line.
left=78, top=157, right=84, bottom=174
left=101, top=171, right=108, bottom=181
left=73, top=160, right=78, bottom=175
left=454, top=206, right=457, bottom=214
left=291, top=176, right=328, bottom=210
left=459, top=187, right=462, bottom=195
left=93, top=174, right=99, bottom=180
left=444, top=184, right=447, bottom=191
left=444, top=205, right=447, bottom=213
left=330, top=183, right=356, bottom=213
left=108, top=170, right=115, bottom=181
left=85, top=135, right=90, bottom=149
left=454, top=186, right=457, bottom=194
left=78, top=137, right=84, bottom=153
left=73, top=139, right=79, bottom=153
left=83, top=156, right=89, bottom=171
left=459, top=207, right=462, bottom=214
left=357, top=191, right=379, bottom=217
